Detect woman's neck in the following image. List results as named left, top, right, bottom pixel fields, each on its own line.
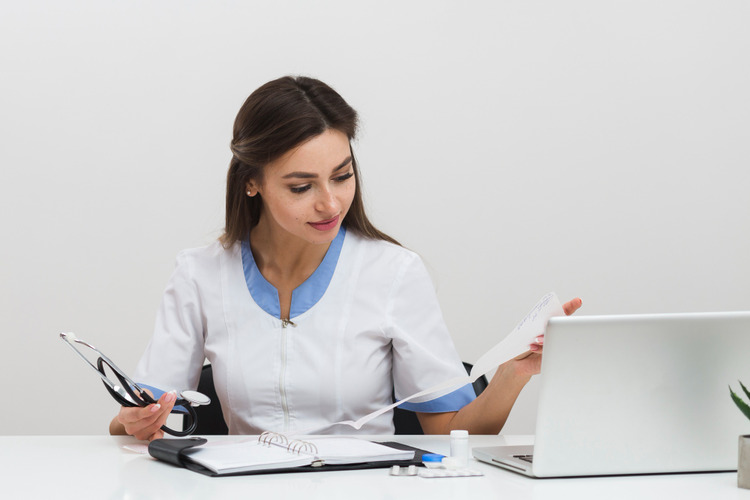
left=249, top=217, right=331, bottom=292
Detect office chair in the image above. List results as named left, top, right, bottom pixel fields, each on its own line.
left=185, top=362, right=488, bottom=435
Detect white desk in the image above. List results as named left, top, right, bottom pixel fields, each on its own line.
left=0, top=435, right=744, bottom=499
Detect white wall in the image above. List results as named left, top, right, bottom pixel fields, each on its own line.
left=1, top=0, right=748, bottom=436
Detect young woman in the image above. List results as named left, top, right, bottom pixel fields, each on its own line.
left=110, top=76, right=582, bottom=441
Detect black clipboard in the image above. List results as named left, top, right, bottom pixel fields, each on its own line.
left=148, top=437, right=433, bottom=477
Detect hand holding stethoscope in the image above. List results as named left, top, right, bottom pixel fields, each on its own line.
left=59, top=332, right=210, bottom=438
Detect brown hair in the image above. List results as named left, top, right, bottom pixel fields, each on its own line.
left=220, top=76, right=399, bottom=248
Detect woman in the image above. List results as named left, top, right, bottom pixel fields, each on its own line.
left=110, top=76, right=582, bottom=441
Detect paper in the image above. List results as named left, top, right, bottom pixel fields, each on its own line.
left=295, top=292, right=565, bottom=434
left=469, top=292, right=564, bottom=381
left=122, top=444, right=150, bottom=454
left=185, top=439, right=313, bottom=473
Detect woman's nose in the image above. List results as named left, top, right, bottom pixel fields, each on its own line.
left=315, top=187, right=338, bottom=213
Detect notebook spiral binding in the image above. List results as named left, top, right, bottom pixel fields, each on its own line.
left=258, top=431, right=288, bottom=447
left=258, top=431, right=319, bottom=456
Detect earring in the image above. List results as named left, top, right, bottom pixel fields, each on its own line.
left=246, top=191, right=252, bottom=196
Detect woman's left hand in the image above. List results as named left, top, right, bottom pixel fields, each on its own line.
left=513, top=297, right=583, bottom=377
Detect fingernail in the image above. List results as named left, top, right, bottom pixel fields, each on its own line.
left=165, top=391, right=176, bottom=403
left=150, top=404, right=161, bottom=413
left=535, top=336, right=544, bottom=344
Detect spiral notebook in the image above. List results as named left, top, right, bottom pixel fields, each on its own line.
left=148, top=433, right=426, bottom=476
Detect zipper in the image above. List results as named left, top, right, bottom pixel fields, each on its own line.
left=279, top=318, right=296, bottom=431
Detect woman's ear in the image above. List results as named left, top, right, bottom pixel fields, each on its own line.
left=245, top=180, right=259, bottom=197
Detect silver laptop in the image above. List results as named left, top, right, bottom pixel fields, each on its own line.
left=473, top=311, right=750, bottom=477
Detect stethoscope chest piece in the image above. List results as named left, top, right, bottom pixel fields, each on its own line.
left=181, top=390, right=211, bottom=407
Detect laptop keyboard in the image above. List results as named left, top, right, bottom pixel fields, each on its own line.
left=513, top=454, right=534, bottom=463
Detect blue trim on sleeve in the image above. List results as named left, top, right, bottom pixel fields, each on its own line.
left=398, top=384, right=476, bottom=413
left=137, top=383, right=188, bottom=414
left=241, top=226, right=346, bottom=319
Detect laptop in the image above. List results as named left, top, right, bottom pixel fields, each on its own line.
left=473, top=311, right=750, bottom=477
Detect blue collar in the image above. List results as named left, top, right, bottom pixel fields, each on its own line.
left=240, top=227, right=346, bottom=319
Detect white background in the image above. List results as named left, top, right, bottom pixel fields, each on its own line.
left=1, top=0, right=748, bottom=436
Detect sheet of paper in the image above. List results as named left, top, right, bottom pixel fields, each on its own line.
left=304, top=437, right=414, bottom=463
left=469, top=292, right=564, bottom=381
left=122, top=443, right=150, bottom=454
left=185, top=439, right=312, bottom=473
left=294, top=292, right=565, bottom=434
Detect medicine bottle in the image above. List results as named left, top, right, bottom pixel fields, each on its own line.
left=450, top=430, right=469, bottom=466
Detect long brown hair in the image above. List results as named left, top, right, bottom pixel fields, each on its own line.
left=220, top=76, right=399, bottom=248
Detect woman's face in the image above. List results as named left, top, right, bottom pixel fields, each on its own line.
left=248, top=128, right=356, bottom=246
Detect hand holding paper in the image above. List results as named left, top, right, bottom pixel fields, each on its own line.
left=469, top=292, right=565, bottom=381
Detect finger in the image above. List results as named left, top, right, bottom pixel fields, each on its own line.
left=158, top=390, right=177, bottom=408
left=119, top=392, right=177, bottom=439
left=118, top=404, right=164, bottom=425
left=563, top=297, right=583, bottom=316
left=117, top=405, right=152, bottom=425
left=144, top=392, right=177, bottom=428
left=515, top=352, right=543, bottom=376
left=121, top=390, right=176, bottom=423
left=147, top=429, right=165, bottom=442
left=128, top=409, right=172, bottom=441
left=122, top=408, right=164, bottom=437
left=140, top=392, right=178, bottom=437
left=514, top=350, right=533, bottom=361
left=134, top=425, right=163, bottom=441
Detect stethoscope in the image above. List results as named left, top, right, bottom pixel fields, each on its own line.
left=59, top=332, right=210, bottom=437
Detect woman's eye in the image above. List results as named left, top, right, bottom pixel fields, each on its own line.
left=290, top=185, right=312, bottom=194
left=334, top=172, right=354, bottom=183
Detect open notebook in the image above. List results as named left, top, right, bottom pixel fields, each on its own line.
left=149, top=435, right=417, bottom=476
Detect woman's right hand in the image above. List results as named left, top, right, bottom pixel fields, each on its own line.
left=112, top=390, right=177, bottom=441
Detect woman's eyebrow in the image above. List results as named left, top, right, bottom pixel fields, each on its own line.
left=282, top=156, right=352, bottom=179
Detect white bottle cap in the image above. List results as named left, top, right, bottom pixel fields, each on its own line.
left=450, top=430, right=469, bottom=438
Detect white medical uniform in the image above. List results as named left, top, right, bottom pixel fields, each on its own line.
left=133, top=227, right=475, bottom=435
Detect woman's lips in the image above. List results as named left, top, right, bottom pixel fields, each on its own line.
left=308, top=215, right=339, bottom=231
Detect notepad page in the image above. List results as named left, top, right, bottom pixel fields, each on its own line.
left=308, top=437, right=414, bottom=463
left=184, top=440, right=311, bottom=473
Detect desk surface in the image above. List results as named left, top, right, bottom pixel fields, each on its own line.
left=0, top=435, right=744, bottom=499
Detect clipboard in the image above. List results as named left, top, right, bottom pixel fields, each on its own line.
left=148, top=437, right=433, bottom=477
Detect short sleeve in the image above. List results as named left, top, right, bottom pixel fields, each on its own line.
left=132, top=251, right=206, bottom=393
left=386, top=253, right=475, bottom=412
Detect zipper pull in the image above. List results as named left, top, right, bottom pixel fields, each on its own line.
left=281, top=318, right=296, bottom=328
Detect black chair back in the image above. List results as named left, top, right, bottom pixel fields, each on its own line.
left=188, top=364, right=228, bottom=435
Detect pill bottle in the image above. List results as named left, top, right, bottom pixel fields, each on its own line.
left=450, top=430, right=469, bottom=466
